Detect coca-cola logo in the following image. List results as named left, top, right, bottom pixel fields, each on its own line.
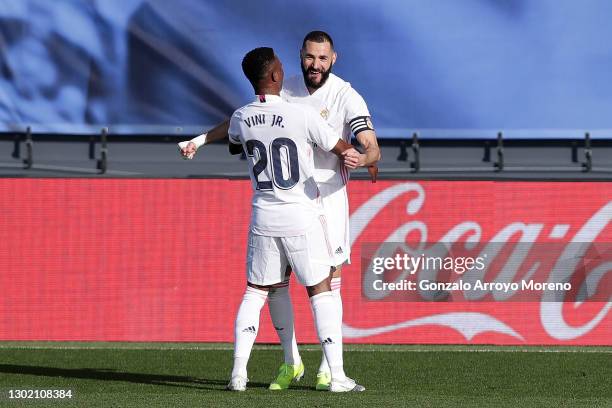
left=346, top=182, right=612, bottom=342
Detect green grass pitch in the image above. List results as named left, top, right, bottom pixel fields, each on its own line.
left=0, top=342, right=610, bottom=407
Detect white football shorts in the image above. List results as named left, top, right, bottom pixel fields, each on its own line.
left=246, top=216, right=335, bottom=287
left=318, top=182, right=350, bottom=266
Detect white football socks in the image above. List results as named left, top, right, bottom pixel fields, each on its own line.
left=310, top=291, right=346, bottom=382
left=267, top=285, right=301, bottom=366
left=318, top=277, right=342, bottom=374
left=231, top=286, right=268, bottom=378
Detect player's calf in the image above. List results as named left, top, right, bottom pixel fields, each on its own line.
left=229, top=284, right=269, bottom=390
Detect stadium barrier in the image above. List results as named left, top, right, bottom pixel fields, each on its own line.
left=0, top=179, right=610, bottom=345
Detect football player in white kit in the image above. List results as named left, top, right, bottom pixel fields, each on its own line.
left=179, top=32, right=380, bottom=391
left=225, top=47, right=365, bottom=393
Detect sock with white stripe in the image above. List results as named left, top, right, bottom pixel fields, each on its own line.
left=232, top=286, right=268, bottom=378
left=318, top=277, right=342, bottom=374
left=310, top=291, right=345, bottom=382
left=268, top=284, right=301, bottom=366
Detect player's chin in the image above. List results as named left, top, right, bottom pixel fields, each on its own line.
left=308, top=72, right=322, bottom=83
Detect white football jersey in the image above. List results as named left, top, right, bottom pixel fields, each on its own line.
left=229, top=94, right=340, bottom=237
left=281, top=73, right=371, bottom=186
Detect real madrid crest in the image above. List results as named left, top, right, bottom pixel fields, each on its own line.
left=320, top=108, right=329, bottom=120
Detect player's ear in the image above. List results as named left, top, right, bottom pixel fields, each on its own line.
left=272, top=69, right=280, bottom=83
left=332, top=51, right=337, bottom=65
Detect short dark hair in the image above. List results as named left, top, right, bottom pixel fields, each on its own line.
left=302, top=30, right=334, bottom=50
left=241, top=47, right=275, bottom=87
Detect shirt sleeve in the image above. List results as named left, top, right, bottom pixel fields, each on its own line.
left=228, top=112, right=242, bottom=145
left=343, top=87, right=374, bottom=136
left=305, top=109, right=340, bottom=152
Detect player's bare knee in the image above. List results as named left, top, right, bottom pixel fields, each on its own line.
left=306, top=277, right=331, bottom=297
left=332, top=264, right=343, bottom=278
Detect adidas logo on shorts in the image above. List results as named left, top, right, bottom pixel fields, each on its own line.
left=321, top=337, right=335, bottom=345
left=242, top=326, right=256, bottom=334
left=335, top=247, right=343, bottom=255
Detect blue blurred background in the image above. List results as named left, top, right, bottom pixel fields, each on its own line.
left=1, top=0, right=611, bottom=138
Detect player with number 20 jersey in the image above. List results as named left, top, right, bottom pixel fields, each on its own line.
left=229, top=94, right=341, bottom=286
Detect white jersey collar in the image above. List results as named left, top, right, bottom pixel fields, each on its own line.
left=254, top=94, right=283, bottom=103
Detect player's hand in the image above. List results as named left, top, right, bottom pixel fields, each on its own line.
left=368, top=165, right=378, bottom=183
left=341, top=148, right=364, bottom=169
left=178, top=141, right=197, bottom=160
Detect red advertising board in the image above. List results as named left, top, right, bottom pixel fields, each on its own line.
left=0, top=179, right=610, bottom=344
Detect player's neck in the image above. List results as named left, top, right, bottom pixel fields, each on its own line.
left=254, top=86, right=280, bottom=96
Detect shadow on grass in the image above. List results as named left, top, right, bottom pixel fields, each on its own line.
left=0, top=364, right=295, bottom=391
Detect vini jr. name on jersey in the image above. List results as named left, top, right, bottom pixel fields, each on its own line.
left=244, top=114, right=284, bottom=128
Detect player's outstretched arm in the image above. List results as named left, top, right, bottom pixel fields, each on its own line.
left=177, top=119, right=230, bottom=159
